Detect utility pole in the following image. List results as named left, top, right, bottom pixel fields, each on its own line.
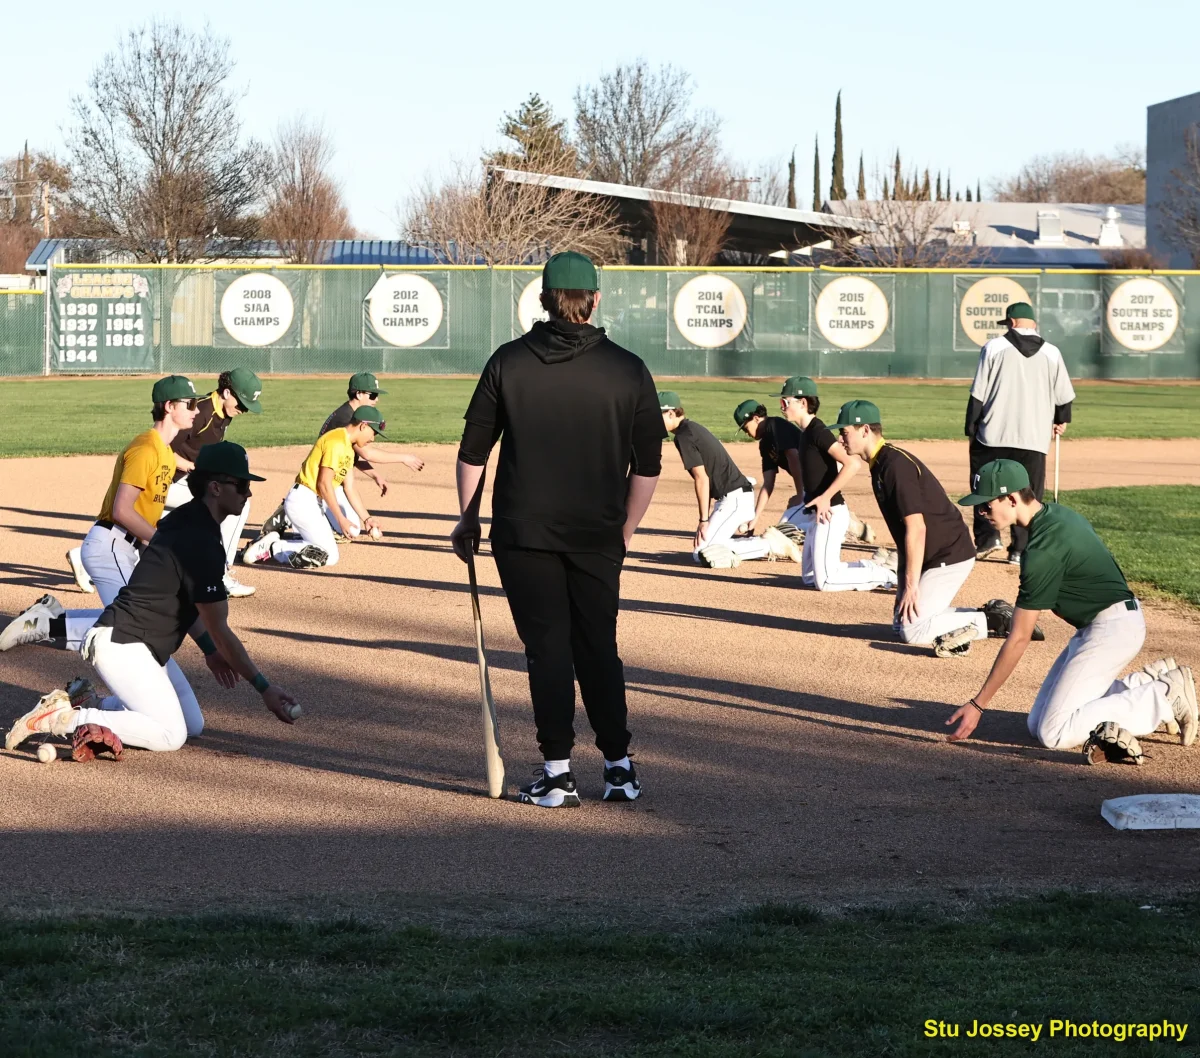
left=42, top=183, right=49, bottom=237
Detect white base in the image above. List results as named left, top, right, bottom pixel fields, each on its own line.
left=1100, top=794, right=1200, bottom=830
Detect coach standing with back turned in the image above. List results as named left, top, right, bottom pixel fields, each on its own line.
left=451, top=252, right=664, bottom=809
left=966, top=301, right=1075, bottom=565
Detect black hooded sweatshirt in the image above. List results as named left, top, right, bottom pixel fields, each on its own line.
left=459, top=319, right=664, bottom=556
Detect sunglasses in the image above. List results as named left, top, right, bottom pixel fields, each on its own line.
left=172, top=397, right=199, bottom=411
left=214, top=476, right=252, bottom=496
left=367, top=392, right=379, bottom=401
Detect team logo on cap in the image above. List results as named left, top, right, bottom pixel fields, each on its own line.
left=253, top=390, right=261, bottom=401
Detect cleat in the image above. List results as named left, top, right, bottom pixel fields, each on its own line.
left=241, top=532, right=279, bottom=565
left=975, top=541, right=1004, bottom=560
left=66, top=548, right=95, bottom=594
left=1083, top=722, right=1145, bottom=766
left=871, top=546, right=898, bottom=573
left=223, top=574, right=256, bottom=598
left=602, top=761, right=641, bottom=802
left=259, top=503, right=290, bottom=536
left=518, top=768, right=581, bottom=808
left=698, top=544, right=740, bottom=569
left=287, top=545, right=329, bottom=570
left=1164, top=667, right=1198, bottom=748
left=762, top=526, right=802, bottom=564
left=1006, top=551, right=1023, bottom=566
left=34, top=594, right=65, bottom=619
left=933, top=624, right=979, bottom=659
left=64, top=677, right=100, bottom=711
left=0, top=600, right=56, bottom=652
left=5, top=689, right=76, bottom=751
left=1144, top=657, right=1178, bottom=680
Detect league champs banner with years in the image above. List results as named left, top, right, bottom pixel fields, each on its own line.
left=362, top=271, right=450, bottom=349
left=666, top=272, right=755, bottom=351
left=213, top=271, right=303, bottom=349
left=510, top=270, right=548, bottom=337
left=953, top=275, right=1040, bottom=351
left=51, top=270, right=155, bottom=372
left=809, top=273, right=894, bottom=352
left=1101, top=274, right=1185, bottom=358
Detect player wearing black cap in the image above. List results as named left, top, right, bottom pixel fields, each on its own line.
left=452, top=252, right=662, bottom=807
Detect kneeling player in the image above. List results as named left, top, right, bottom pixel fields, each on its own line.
left=4, top=443, right=297, bottom=756
left=945, top=459, right=1195, bottom=763
left=242, top=406, right=385, bottom=569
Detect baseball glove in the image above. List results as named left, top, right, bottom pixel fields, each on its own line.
left=773, top=521, right=805, bottom=545
left=981, top=598, right=1046, bottom=641
left=71, top=724, right=124, bottom=763
left=1082, top=722, right=1144, bottom=766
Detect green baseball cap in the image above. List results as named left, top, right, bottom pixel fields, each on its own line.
left=779, top=376, right=818, bottom=399
left=830, top=399, right=882, bottom=429
left=959, top=459, right=1030, bottom=506
left=733, top=399, right=763, bottom=427
left=226, top=367, right=263, bottom=414
left=349, top=371, right=387, bottom=396
left=1001, top=301, right=1036, bottom=324
left=351, top=405, right=388, bottom=438
left=152, top=375, right=196, bottom=403
left=543, top=251, right=599, bottom=292
left=194, top=441, right=265, bottom=481
left=658, top=390, right=683, bottom=411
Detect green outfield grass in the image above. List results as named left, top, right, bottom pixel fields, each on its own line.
left=0, top=377, right=1197, bottom=457
left=1062, top=486, right=1200, bottom=607
left=2, top=895, right=1196, bottom=1057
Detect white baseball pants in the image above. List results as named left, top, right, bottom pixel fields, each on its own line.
left=893, top=558, right=987, bottom=645
left=270, top=485, right=339, bottom=567
left=324, top=485, right=362, bottom=537
left=695, top=488, right=757, bottom=561
left=1027, top=600, right=1172, bottom=750
left=783, top=503, right=896, bottom=592
left=166, top=478, right=250, bottom=568
left=62, top=524, right=142, bottom=649
left=75, top=626, right=203, bottom=752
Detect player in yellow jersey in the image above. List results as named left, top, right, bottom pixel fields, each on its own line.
left=241, top=406, right=385, bottom=569
left=0, top=375, right=199, bottom=652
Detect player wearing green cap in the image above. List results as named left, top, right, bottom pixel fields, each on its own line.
left=160, top=367, right=265, bottom=599
left=1, top=375, right=199, bottom=653
left=242, top=406, right=386, bottom=569
left=946, top=459, right=1194, bottom=764
left=833, top=399, right=989, bottom=656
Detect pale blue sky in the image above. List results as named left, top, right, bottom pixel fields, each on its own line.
left=5, top=1, right=1197, bottom=236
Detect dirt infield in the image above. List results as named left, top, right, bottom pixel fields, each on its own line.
left=1, top=438, right=1198, bottom=919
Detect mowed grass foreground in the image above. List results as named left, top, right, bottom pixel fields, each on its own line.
left=3, top=895, right=1198, bottom=1057
left=0, top=377, right=1197, bottom=457
left=1063, top=486, right=1200, bottom=607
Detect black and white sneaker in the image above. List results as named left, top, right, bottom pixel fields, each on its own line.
left=517, top=768, right=581, bottom=808
left=602, top=761, right=641, bottom=802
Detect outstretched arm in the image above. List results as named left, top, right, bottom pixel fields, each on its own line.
left=946, top=607, right=1039, bottom=741
left=196, top=600, right=297, bottom=724
left=354, top=441, right=424, bottom=471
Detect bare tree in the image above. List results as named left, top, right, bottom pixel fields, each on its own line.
left=573, top=60, right=721, bottom=187
left=825, top=187, right=987, bottom=268
left=402, top=152, right=628, bottom=265
left=993, top=148, right=1145, bottom=204
left=64, top=21, right=263, bottom=262
left=648, top=160, right=736, bottom=266
left=262, top=118, right=354, bottom=263
left=1, top=145, right=70, bottom=271
left=1158, top=126, right=1200, bottom=267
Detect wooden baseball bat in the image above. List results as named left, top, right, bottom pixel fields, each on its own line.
left=466, top=550, right=506, bottom=798
left=1054, top=433, right=1060, bottom=502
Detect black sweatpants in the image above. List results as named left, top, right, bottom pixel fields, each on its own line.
left=969, top=439, right=1047, bottom=555
left=491, top=545, right=631, bottom=762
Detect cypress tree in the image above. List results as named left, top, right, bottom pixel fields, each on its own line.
left=946, top=170, right=952, bottom=200
left=812, top=137, right=821, bottom=211
left=882, top=175, right=890, bottom=199
left=893, top=150, right=902, bottom=200
left=787, top=149, right=797, bottom=209
left=935, top=172, right=942, bottom=201
left=830, top=91, right=846, bottom=200
left=922, top=169, right=931, bottom=200
left=966, top=187, right=973, bottom=202
left=956, top=191, right=961, bottom=202
left=856, top=152, right=866, bottom=200
left=976, top=179, right=982, bottom=202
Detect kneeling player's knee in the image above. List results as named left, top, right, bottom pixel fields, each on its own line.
left=158, top=721, right=188, bottom=752
left=186, top=712, right=204, bottom=738
left=896, top=621, right=924, bottom=645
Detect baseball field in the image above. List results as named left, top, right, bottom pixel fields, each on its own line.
left=2, top=377, right=1199, bottom=1056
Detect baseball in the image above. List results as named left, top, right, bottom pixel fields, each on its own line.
left=369, top=526, right=383, bottom=540
left=37, top=743, right=57, bottom=764
left=288, top=704, right=303, bottom=720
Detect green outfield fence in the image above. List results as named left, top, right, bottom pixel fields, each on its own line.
left=4, top=265, right=1199, bottom=379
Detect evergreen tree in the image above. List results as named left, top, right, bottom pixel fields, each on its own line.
left=787, top=149, right=796, bottom=209
left=856, top=152, right=866, bottom=200
left=812, top=136, right=821, bottom=211
left=946, top=170, right=952, bottom=200
left=893, top=150, right=902, bottom=200
left=882, top=175, right=889, bottom=199
left=483, top=93, right=574, bottom=172
left=966, top=187, right=973, bottom=202
left=935, top=172, right=942, bottom=201
left=976, top=179, right=982, bottom=202
left=922, top=169, right=931, bottom=200
left=830, top=91, right=846, bottom=200
left=956, top=191, right=961, bottom=202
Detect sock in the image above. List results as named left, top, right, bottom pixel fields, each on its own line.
left=543, top=758, right=571, bottom=777
left=605, top=755, right=631, bottom=771
left=49, top=615, right=66, bottom=640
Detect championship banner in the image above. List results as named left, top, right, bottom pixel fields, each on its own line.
left=954, top=275, right=1039, bottom=351
left=50, top=269, right=155, bottom=372
left=666, top=272, right=754, bottom=351
left=214, top=271, right=302, bottom=348
left=1101, top=275, right=1185, bottom=357
left=809, top=273, right=894, bottom=352
left=362, top=271, right=449, bottom=349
